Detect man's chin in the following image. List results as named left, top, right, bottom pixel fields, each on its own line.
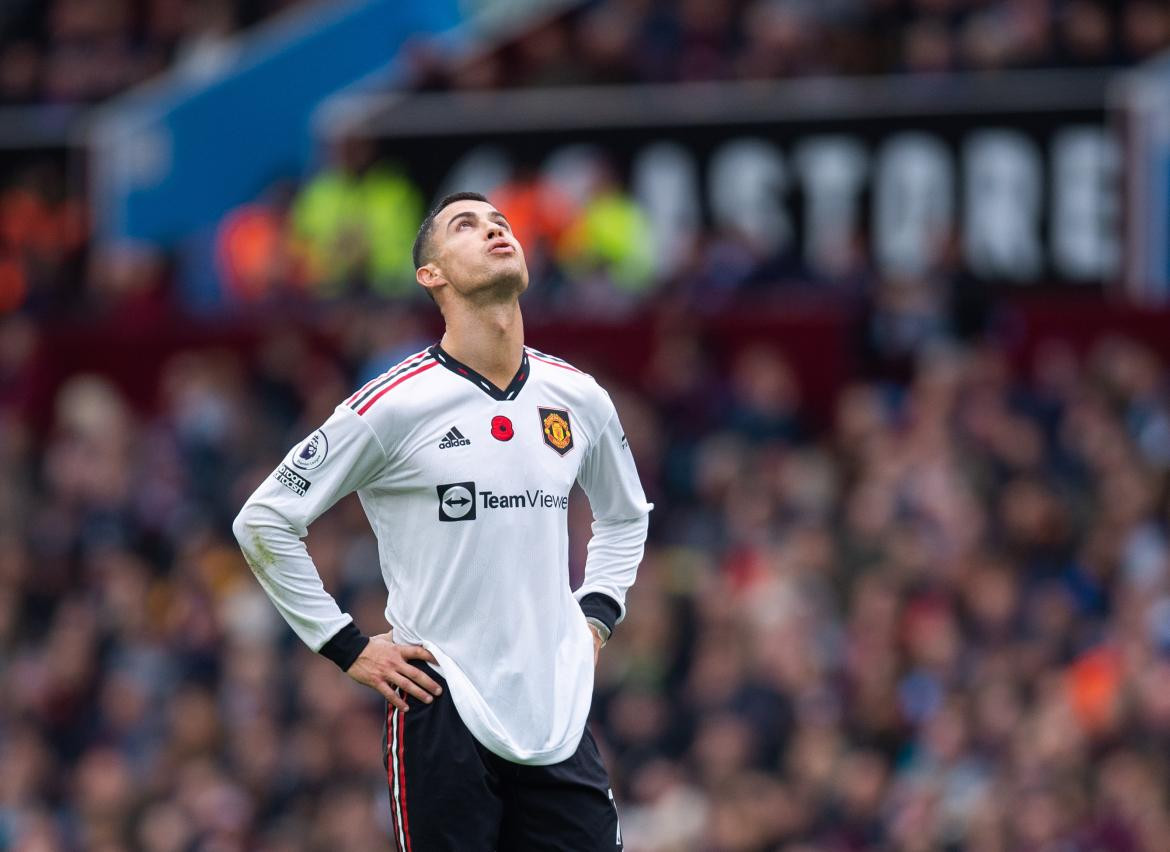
left=469, top=266, right=528, bottom=303
left=494, top=257, right=530, bottom=287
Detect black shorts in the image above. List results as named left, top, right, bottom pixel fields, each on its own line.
left=381, top=661, right=623, bottom=851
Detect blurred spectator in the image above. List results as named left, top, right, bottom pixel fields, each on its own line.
left=216, top=182, right=300, bottom=304
left=0, top=41, right=42, bottom=104
left=734, top=0, right=825, bottom=80
left=87, top=240, right=172, bottom=322
left=1057, top=0, right=1118, bottom=67
left=0, top=163, right=87, bottom=316
left=573, top=4, right=641, bottom=85
left=171, top=0, right=240, bottom=80
left=290, top=138, right=423, bottom=299
left=557, top=164, right=656, bottom=311
left=1121, top=0, right=1170, bottom=61
left=491, top=167, right=578, bottom=279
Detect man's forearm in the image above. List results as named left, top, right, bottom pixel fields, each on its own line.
left=233, top=499, right=365, bottom=668
left=574, top=512, right=650, bottom=636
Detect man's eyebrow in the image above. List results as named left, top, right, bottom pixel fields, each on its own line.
left=446, top=210, right=477, bottom=230
left=488, top=210, right=510, bottom=226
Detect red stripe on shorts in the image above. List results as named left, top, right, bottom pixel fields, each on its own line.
left=386, top=705, right=403, bottom=852
left=398, top=705, right=412, bottom=851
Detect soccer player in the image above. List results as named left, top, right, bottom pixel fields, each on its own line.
left=233, top=192, right=651, bottom=849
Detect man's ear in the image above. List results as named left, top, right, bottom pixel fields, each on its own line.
left=416, top=264, right=444, bottom=297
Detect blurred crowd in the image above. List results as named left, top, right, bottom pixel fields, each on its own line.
left=213, top=141, right=660, bottom=314
left=3, top=296, right=1170, bottom=850
left=3, top=1, right=1170, bottom=849
left=2, top=0, right=1155, bottom=319
left=412, top=0, right=1170, bottom=90
left=0, top=144, right=665, bottom=320
left=0, top=0, right=308, bottom=104
left=2, top=0, right=1167, bottom=106
left=605, top=331, right=1170, bottom=850
left=0, top=0, right=318, bottom=320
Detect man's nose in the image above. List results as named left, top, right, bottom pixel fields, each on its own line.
left=486, top=223, right=503, bottom=239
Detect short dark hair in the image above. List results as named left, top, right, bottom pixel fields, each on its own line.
left=412, top=191, right=491, bottom=269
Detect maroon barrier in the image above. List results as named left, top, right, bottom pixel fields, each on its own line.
left=17, top=295, right=1170, bottom=433
left=21, top=301, right=851, bottom=427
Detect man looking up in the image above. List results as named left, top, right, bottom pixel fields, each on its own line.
left=234, top=191, right=651, bottom=849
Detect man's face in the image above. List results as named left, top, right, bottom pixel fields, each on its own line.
left=425, top=200, right=528, bottom=302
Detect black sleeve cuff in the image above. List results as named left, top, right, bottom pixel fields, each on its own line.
left=579, top=593, right=621, bottom=635
left=319, top=621, right=369, bottom=671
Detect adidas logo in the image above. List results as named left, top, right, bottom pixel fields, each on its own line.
left=438, top=426, right=471, bottom=449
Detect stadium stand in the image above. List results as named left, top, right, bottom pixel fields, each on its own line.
left=0, top=0, right=311, bottom=104
left=407, top=0, right=1170, bottom=89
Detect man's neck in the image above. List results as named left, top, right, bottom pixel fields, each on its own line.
left=439, top=300, right=525, bottom=390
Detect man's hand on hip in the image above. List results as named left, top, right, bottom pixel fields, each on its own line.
left=346, top=631, right=443, bottom=711
left=589, top=624, right=603, bottom=666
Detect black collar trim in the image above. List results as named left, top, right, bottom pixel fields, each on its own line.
left=429, top=344, right=530, bottom=401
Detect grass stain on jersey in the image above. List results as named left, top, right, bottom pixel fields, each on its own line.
left=245, top=536, right=278, bottom=580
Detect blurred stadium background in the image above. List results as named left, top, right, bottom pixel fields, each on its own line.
left=3, top=0, right=1170, bottom=849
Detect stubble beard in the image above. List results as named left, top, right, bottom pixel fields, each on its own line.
left=463, top=261, right=529, bottom=308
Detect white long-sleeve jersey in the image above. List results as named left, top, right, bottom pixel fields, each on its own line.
left=233, top=344, right=652, bottom=765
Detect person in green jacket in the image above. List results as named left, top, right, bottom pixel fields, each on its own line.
left=557, top=167, right=656, bottom=297
left=291, top=137, right=423, bottom=299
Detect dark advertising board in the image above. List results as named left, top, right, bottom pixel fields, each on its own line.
left=361, top=74, right=1118, bottom=287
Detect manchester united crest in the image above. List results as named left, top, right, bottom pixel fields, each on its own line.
left=539, top=407, right=574, bottom=455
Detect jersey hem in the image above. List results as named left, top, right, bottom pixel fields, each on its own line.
left=422, top=641, right=593, bottom=766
